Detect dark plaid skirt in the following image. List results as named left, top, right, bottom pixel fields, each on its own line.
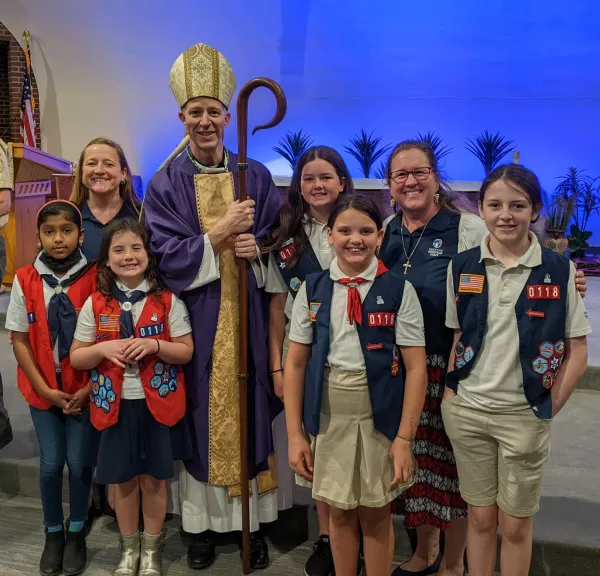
left=391, top=354, right=467, bottom=530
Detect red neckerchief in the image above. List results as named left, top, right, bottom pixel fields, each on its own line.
left=337, top=259, right=388, bottom=325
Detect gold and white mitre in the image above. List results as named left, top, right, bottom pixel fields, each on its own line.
left=169, top=43, right=236, bottom=109
left=0, top=138, right=11, bottom=190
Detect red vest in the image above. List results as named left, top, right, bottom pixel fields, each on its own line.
left=16, top=264, right=97, bottom=410
left=88, top=290, right=186, bottom=431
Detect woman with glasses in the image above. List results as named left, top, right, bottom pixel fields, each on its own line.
left=380, top=140, right=485, bottom=576
left=380, top=140, right=586, bottom=576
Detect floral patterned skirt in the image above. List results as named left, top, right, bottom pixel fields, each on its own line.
left=391, top=354, right=467, bottom=530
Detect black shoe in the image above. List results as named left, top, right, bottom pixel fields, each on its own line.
left=63, top=530, right=87, bottom=575
left=248, top=532, right=269, bottom=570
left=187, top=535, right=216, bottom=570
left=39, top=527, right=65, bottom=576
left=391, top=552, right=442, bottom=576
left=305, top=535, right=334, bottom=576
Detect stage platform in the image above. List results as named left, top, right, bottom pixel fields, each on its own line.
left=0, top=279, right=599, bottom=575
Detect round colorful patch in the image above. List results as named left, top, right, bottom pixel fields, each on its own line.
left=290, top=277, right=301, bottom=292
left=455, top=342, right=465, bottom=356
left=433, top=238, right=443, bottom=249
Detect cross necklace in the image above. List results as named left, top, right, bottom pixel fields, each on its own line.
left=399, top=214, right=433, bottom=274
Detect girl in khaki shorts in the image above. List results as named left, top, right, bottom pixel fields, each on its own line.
left=441, top=164, right=591, bottom=576
left=284, top=196, right=428, bottom=576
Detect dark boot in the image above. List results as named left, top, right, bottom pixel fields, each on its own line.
left=39, top=527, right=65, bottom=576
left=304, top=535, right=334, bottom=576
left=63, top=530, right=87, bottom=575
left=187, top=533, right=216, bottom=570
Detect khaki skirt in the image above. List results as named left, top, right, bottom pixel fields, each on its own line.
left=297, top=367, right=414, bottom=510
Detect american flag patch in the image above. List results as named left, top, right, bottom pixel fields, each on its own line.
left=99, top=314, right=120, bottom=332
left=458, top=274, right=485, bottom=294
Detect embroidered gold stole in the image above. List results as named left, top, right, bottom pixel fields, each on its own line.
left=194, top=172, right=277, bottom=497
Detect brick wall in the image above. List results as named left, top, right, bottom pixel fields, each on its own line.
left=0, top=23, right=40, bottom=146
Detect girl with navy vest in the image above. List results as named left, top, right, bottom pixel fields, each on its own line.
left=285, top=196, right=428, bottom=576
left=70, top=218, right=194, bottom=576
left=5, top=200, right=96, bottom=576
left=442, top=164, right=590, bottom=576
left=264, top=146, right=354, bottom=576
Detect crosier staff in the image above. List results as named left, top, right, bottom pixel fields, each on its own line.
left=236, top=78, right=286, bottom=574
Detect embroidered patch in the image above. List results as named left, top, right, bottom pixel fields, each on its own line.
left=455, top=341, right=465, bottom=356
left=428, top=238, right=444, bottom=257
left=138, top=323, right=165, bottom=337
left=290, top=277, right=301, bottom=292
left=90, top=369, right=116, bottom=413
left=455, top=357, right=466, bottom=368
left=151, top=362, right=178, bottom=397
left=458, top=274, right=485, bottom=294
left=543, top=372, right=555, bottom=389
left=27, top=312, right=35, bottom=323
left=391, top=345, right=400, bottom=376
left=309, top=302, right=321, bottom=322
left=539, top=341, right=554, bottom=359
left=554, top=339, right=565, bottom=356
left=376, top=295, right=384, bottom=305
left=279, top=245, right=295, bottom=262
left=544, top=273, right=552, bottom=284
left=527, top=285, right=560, bottom=300
left=526, top=309, right=545, bottom=318
left=366, top=343, right=383, bottom=351
left=463, top=346, right=474, bottom=363
left=151, top=312, right=158, bottom=322
left=367, top=312, right=395, bottom=327
left=532, top=357, right=549, bottom=375
left=99, top=314, right=120, bottom=332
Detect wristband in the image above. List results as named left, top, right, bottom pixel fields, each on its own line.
left=154, top=339, right=160, bottom=354
left=396, top=434, right=412, bottom=443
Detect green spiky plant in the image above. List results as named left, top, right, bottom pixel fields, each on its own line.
left=373, top=160, right=388, bottom=180
left=344, top=130, right=392, bottom=178
left=416, top=131, right=453, bottom=164
left=272, top=130, right=314, bottom=171
left=465, top=130, right=515, bottom=176
left=555, top=167, right=600, bottom=257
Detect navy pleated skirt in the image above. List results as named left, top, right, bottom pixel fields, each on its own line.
left=84, top=398, right=193, bottom=484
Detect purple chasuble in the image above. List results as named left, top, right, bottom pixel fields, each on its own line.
left=144, top=149, right=283, bottom=483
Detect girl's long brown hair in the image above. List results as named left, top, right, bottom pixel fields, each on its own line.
left=70, top=137, right=141, bottom=214
left=96, top=218, right=164, bottom=299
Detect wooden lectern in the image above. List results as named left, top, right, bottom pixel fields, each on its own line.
left=3, top=143, right=73, bottom=283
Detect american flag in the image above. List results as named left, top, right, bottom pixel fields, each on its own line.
left=459, top=273, right=484, bottom=292
left=99, top=314, right=120, bottom=332
left=19, top=40, right=36, bottom=148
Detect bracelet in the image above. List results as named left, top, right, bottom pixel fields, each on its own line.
left=396, top=434, right=412, bottom=443
left=270, top=368, right=283, bottom=375
left=154, top=339, right=160, bottom=354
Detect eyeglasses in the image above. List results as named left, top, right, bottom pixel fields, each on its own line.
left=389, top=167, right=433, bottom=183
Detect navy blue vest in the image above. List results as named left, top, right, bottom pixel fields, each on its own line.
left=446, top=246, right=569, bottom=419
left=304, top=268, right=406, bottom=441
left=380, top=211, right=461, bottom=355
left=273, top=239, right=322, bottom=298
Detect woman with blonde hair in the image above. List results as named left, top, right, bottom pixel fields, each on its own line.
left=70, top=137, right=141, bottom=262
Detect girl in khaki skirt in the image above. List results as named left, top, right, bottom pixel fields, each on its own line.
left=284, top=196, right=428, bottom=576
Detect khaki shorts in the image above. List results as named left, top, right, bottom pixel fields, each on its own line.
left=441, top=393, right=551, bottom=517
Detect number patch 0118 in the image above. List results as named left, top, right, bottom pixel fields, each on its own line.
left=527, top=285, right=560, bottom=300
left=367, top=312, right=395, bottom=327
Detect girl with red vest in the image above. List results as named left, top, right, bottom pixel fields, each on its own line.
left=5, top=200, right=97, bottom=576
left=284, top=196, right=428, bottom=576
left=70, top=218, right=193, bottom=576
left=442, top=165, right=590, bottom=576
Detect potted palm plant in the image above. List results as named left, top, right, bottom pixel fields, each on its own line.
left=465, top=130, right=515, bottom=176
left=542, top=189, right=574, bottom=256
left=272, top=129, right=313, bottom=171
left=416, top=131, right=453, bottom=165
left=556, top=168, right=600, bottom=258
left=344, top=130, right=391, bottom=178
